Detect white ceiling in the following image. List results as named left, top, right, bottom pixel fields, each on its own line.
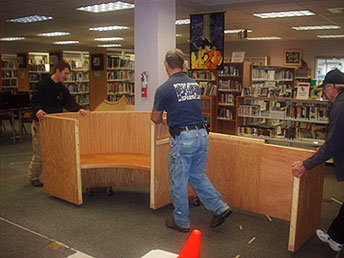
left=0, top=0, right=343, bottom=54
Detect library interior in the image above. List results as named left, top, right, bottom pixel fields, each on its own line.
left=0, top=0, right=344, bottom=258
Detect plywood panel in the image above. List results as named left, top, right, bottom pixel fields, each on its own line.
left=82, top=167, right=150, bottom=188
left=40, top=116, right=82, bottom=205
left=207, top=135, right=262, bottom=212
left=259, top=146, right=315, bottom=221
left=150, top=121, right=170, bottom=209
left=288, top=165, right=324, bottom=252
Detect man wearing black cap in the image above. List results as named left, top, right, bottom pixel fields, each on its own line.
left=292, top=69, right=344, bottom=252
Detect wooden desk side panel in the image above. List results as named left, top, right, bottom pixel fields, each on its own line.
left=150, top=122, right=171, bottom=209
left=40, top=116, right=82, bottom=205
left=288, top=165, right=325, bottom=252
left=77, top=112, right=151, bottom=155
left=207, top=135, right=262, bottom=213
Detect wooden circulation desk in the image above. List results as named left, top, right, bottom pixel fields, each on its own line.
left=40, top=111, right=324, bottom=252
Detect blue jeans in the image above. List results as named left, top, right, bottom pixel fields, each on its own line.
left=168, top=128, right=229, bottom=228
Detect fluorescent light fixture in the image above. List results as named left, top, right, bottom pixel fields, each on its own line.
left=176, top=34, right=182, bottom=37
left=98, top=44, right=122, bottom=47
left=292, top=25, right=340, bottom=30
left=94, top=37, right=123, bottom=41
left=38, top=32, right=70, bottom=37
left=246, top=37, right=282, bottom=40
left=225, top=29, right=252, bottom=34
left=253, top=10, right=315, bottom=19
left=0, top=37, right=25, bottom=41
left=317, top=34, right=344, bottom=38
left=89, top=25, right=128, bottom=31
left=76, top=1, right=134, bottom=13
left=176, top=19, right=190, bottom=25
left=7, top=15, right=53, bottom=23
left=53, top=41, right=79, bottom=44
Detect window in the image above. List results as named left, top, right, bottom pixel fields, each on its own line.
left=315, top=57, right=344, bottom=83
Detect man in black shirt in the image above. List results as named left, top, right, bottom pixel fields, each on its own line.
left=28, top=61, right=88, bottom=187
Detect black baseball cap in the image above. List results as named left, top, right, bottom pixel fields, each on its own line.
left=320, top=69, right=344, bottom=88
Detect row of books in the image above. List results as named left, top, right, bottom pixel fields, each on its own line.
left=29, top=73, right=45, bottom=81
left=107, top=56, right=134, bottom=69
left=107, top=70, right=134, bottom=81
left=29, top=56, right=48, bottom=65
left=218, top=79, right=242, bottom=91
left=2, top=70, right=17, bottom=78
left=73, top=95, right=89, bottom=105
left=239, top=103, right=328, bottom=121
left=252, top=68, right=293, bottom=80
left=200, top=98, right=211, bottom=112
left=68, top=59, right=89, bottom=70
left=1, top=60, right=16, bottom=68
left=238, top=125, right=310, bottom=140
left=219, top=65, right=240, bottom=76
left=218, top=93, right=235, bottom=104
left=29, top=64, right=48, bottom=72
left=252, top=84, right=293, bottom=98
left=189, top=71, right=216, bottom=81
left=107, top=94, right=134, bottom=104
left=1, top=78, right=17, bottom=87
left=66, top=71, right=89, bottom=81
left=218, top=108, right=234, bottom=119
left=67, top=83, right=89, bottom=94
left=107, top=82, right=134, bottom=94
left=285, top=104, right=328, bottom=121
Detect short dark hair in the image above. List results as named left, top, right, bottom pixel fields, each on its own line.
left=53, top=60, right=71, bottom=73
left=165, top=48, right=184, bottom=69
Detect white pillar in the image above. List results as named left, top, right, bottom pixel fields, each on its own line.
left=134, top=0, right=176, bottom=111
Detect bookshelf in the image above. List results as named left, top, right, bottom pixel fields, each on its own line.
left=107, top=50, right=135, bottom=104
left=188, top=69, right=217, bottom=96
left=237, top=96, right=330, bottom=149
left=1, top=54, right=18, bottom=93
left=50, top=51, right=90, bottom=108
left=201, top=96, right=216, bottom=131
left=29, top=52, right=50, bottom=92
left=251, top=65, right=295, bottom=98
left=216, top=62, right=251, bottom=135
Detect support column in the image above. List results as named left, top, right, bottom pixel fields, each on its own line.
left=134, top=0, right=176, bottom=111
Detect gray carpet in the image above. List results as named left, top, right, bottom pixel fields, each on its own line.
left=0, top=125, right=343, bottom=258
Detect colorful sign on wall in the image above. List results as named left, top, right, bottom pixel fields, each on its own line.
left=190, top=12, right=225, bottom=70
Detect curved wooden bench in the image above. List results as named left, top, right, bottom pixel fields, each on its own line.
left=80, top=153, right=150, bottom=170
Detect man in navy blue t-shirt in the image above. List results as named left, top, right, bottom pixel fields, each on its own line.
left=151, top=48, right=231, bottom=232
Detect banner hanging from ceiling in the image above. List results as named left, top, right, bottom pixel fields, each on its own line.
left=190, top=12, right=224, bottom=70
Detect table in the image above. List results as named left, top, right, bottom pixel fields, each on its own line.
left=0, top=107, right=31, bottom=144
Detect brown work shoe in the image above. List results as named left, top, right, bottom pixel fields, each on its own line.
left=165, top=216, right=190, bottom=233
left=30, top=179, right=43, bottom=187
left=210, top=208, right=232, bottom=228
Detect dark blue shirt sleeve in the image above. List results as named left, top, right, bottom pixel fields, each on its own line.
left=153, top=88, right=165, bottom=111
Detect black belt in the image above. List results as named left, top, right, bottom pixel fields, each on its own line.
left=169, top=124, right=209, bottom=138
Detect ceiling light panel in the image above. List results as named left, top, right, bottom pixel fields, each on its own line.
left=246, top=37, right=282, bottom=40
left=98, top=44, right=122, bottom=47
left=54, top=41, right=79, bottom=44
left=253, top=10, right=315, bottom=19
left=7, top=15, right=53, bottom=23
left=0, top=37, right=25, bottom=41
left=225, top=29, right=252, bottom=34
left=76, top=1, right=134, bottom=13
left=176, top=19, right=190, bottom=25
left=38, top=32, right=70, bottom=37
left=317, top=35, right=344, bottom=38
left=89, top=25, right=128, bottom=31
left=94, top=37, right=123, bottom=41
left=292, top=25, right=341, bottom=30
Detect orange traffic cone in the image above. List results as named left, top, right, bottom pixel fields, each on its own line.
left=178, top=229, right=201, bottom=258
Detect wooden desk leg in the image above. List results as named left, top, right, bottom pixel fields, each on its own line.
left=11, top=111, right=16, bottom=144
left=18, top=110, right=23, bottom=142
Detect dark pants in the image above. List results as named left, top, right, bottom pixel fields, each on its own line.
left=328, top=203, right=344, bottom=244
